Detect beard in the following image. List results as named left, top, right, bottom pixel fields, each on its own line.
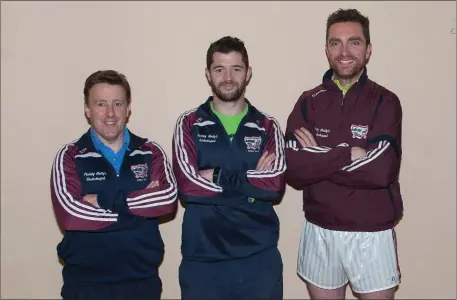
left=329, top=55, right=367, bottom=81
left=209, top=80, right=247, bottom=103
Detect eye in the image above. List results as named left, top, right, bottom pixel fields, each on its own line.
left=96, top=102, right=105, bottom=107
left=234, top=68, right=242, bottom=72
left=351, top=40, right=361, bottom=46
left=114, top=102, right=123, bottom=107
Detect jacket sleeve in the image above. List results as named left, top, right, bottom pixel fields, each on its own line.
left=172, top=110, right=235, bottom=206
left=328, top=93, right=403, bottom=189
left=50, top=144, right=121, bottom=232
left=216, top=116, right=286, bottom=202
left=284, top=93, right=352, bottom=190
left=121, top=141, right=178, bottom=217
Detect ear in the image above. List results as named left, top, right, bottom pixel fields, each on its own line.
left=366, top=43, right=372, bottom=60
left=84, top=103, right=91, bottom=119
left=205, top=68, right=210, bottom=82
left=125, top=104, right=132, bottom=123
left=246, top=66, right=253, bottom=83
left=126, top=104, right=131, bottom=117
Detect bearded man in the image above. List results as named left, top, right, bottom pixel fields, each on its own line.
left=172, top=36, right=286, bottom=300
left=284, top=8, right=404, bottom=300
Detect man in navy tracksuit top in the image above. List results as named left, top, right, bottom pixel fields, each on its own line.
left=172, top=36, right=286, bottom=300
left=285, top=9, right=404, bottom=300
left=50, top=70, right=178, bottom=300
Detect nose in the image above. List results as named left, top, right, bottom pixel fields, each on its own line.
left=341, top=42, right=349, bottom=56
left=223, top=69, right=233, bottom=82
left=106, top=104, right=114, bottom=117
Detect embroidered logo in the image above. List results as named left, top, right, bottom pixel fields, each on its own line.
left=197, top=134, right=218, bottom=143
left=312, top=89, right=327, bottom=97
left=351, top=124, right=369, bottom=139
left=83, top=171, right=107, bottom=182
left=314, top=127, right=331, bottom=138
left=244, top=136, right=262, bottom=152
left=131, top=163, right=148, bottom=179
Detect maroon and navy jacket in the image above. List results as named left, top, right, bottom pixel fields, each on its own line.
left=50, top=129, right=178, bottom=283
left=172, top=97, right=286, bottom=261
left=285, top=68, right=404, bottom=232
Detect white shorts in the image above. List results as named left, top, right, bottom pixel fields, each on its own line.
left=297, top=219, right=401, bottom=294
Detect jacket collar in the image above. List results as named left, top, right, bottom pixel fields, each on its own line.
left=322, top=66, right=369, bottom=89
left=76, top=128, right=147, bottom=152
left=198, top=96, right=263, bottom=122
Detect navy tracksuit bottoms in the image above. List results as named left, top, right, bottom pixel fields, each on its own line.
left=179, top=247, right=283, bottom=300
left=61, top=276, right=162, bottom=300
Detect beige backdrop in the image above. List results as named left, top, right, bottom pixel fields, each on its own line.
left=1, top=1, right=456, bottom=299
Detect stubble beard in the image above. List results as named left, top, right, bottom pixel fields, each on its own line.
left=330, top=54, right=368, bottom=82
left=210, top=81, right=247, bottom=103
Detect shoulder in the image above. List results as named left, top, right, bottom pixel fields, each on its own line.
left=143, top=139, right=168, bottom=156
left=293, top=84, right=329, bottom=107
left=250, top=105, right=283, bottom=133
left=174, top=104, right=206, bottom=127
left=53, top=133, right=88, bottom=161
left=129, top=132, right=169, bottom=158
left=302, top=84, right=328, bottom=99
left=369, top=80, right=402, bottom=110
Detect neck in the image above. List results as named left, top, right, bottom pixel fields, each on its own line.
left=104, top=139, right=123, bottom=153
left=334, top=69, right=364, bottom=88
left=211, top=96, right=246, bottom=116
left=94, top=130, right=124, bottom=153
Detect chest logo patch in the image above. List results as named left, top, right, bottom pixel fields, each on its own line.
left=131, top=163, right=148, bottom=180
left=351, top=124, right=369, bottom=139
left=244, top=136, right=262, bottom=152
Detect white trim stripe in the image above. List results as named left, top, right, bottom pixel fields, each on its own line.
left=52, top=143, right=118, bottom=222
left=174, top=109, right=223, bottom=192
left=193, top=120, right=216, bottom=127
left=341, top=141, right=389, bottom=172
left=302, top=146, right=331, bottom=153
left=126, top=141, right=178, bottom=208
left=129, top=150, right=153, bottom=156
left=244, top=122, right=266, bottom=131
left=74, top=152, right=102, bottom=158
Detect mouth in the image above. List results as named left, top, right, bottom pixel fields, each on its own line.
left=104, top=121, right=116, bottom=126
left=221, top=81, right=236, bottom=87
left=337, top=59, right=355, bottom=65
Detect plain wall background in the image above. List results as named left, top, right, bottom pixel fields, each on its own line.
left=1, top=1, right=455, bottom=299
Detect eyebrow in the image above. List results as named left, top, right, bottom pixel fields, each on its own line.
left=329, top=36, right=363, bottom=43
left=212, top=64, right=245, bottom=69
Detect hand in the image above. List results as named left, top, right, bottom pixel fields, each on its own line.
left=294, top=127, right=317, bottom=148
left=83, top=194, right=99, bottom=208
left=351, top=147, right=367, bottom=161
left=147, top=180, right=160, bottom=189
left=199, top=169, right=214, bottom=182
left=256, top=151, right=276, bottom=171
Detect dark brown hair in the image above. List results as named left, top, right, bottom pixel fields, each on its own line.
left=83, top=70, right=131, bottom=104
left=326, top=9, right=371, bottom=45
left=206, top=36, right=249, bottom=70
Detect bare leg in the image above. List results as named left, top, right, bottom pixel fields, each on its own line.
left=306, top=281, right=347, bottom=300
left=356, top=287, right=396, bottom=300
